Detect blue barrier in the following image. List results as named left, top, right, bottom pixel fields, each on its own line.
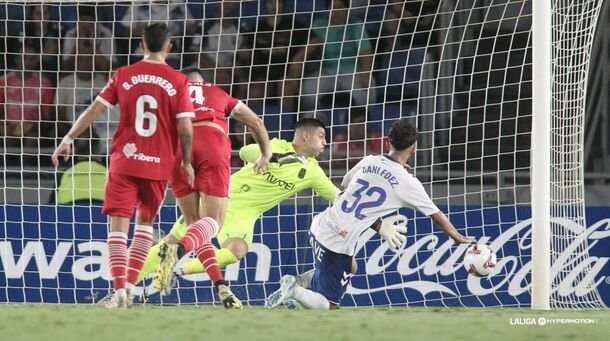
left=1, top=205, right=609, bottom=306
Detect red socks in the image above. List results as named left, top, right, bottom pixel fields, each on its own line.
left=107, top=231, right=128, bottom=290
left=180, top=217, right=219, bottom=253
left=126, top=225, right=154, bottom=285
left=179, top=217, right=223, bottom=283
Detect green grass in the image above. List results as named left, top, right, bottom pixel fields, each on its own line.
left=0, top=305, right=607, bottom=341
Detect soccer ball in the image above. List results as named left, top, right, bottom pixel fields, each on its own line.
left=463, top=244, right=497, bottom=277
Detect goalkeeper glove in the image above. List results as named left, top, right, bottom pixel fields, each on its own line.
left=377, top=215, right=408, bottom=249
left=270, top=152, right=307, bottom=166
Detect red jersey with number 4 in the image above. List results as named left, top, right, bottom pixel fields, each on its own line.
left=188, top=81, right=240, bottom=133
left=96, top=60, right=194, bottom=180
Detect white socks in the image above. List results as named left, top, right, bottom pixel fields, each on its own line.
left=295, top=269, right=315, bottom=289
left=292, top=285, right=330, bottom=310
left=126, top=283, right=135, bottom=297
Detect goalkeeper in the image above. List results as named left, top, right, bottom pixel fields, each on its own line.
left=142, top=117, right=340, bottom=291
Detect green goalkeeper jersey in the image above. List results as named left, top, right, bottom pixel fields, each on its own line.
left=228, top=138, right=339, bottom=216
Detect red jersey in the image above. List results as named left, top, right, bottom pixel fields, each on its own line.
left=188, top=81, right=240, bottom=133
left=96, top=60, right=194, bottom=180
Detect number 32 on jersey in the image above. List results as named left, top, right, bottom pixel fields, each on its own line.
left=340, top=179, right=387, bottom=220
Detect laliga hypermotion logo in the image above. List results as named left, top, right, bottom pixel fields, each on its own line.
left=346, top=218, right=610, bottom=298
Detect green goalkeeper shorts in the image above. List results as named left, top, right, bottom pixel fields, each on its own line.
left=169, top=209, right=259, bottom=247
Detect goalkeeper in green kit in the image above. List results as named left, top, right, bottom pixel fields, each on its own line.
left=138, top=117, right=340, bottom=293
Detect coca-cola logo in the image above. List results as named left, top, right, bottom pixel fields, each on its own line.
left=347, top=218, right=610, bottom=299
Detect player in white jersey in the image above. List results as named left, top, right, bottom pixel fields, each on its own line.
left=266, top=119, right=474, bottom=310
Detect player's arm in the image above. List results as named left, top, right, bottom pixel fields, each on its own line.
left=401, top=177, right=474, bottom=245
left=232, top=103, right=271, bottom=173
left=429, top=211, right=475, bottom=244
left=311, top=166, right=341, bottom=201
left=51, top=100, right=106, bottom=166
left=177, top=117, right=193, bottom=164
left=175, top=76, right=195, bottom=184
left=177, top=116, right=194, bottom=185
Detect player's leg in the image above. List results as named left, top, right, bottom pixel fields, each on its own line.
left=298, top=236, right=353, bottom=310
left=266, top=257, right=355, bottom=309
left=136, top=216, right=188, bottom=283
left=170, top=147, right=204, bottom=228
left=153, top=191, right=205, bottom=293
left=100, top=173, right=139, bottom=308
left=177, top=210, right=257, bottom=275
left=156, top=129, right=241, bottom=308
left=175, top=126, right=230, bottom=261
left=191, top=189, right=236, bottom=269
left=123, top=179, right=166, bottom=301
left=172, top=129, right=241, bottom=308
left=199, top=192, right=228, bottom=228
left=267, top=234, right=352, bottom=310
left=104, top=215, right=131, bottom=308
left=266, top=272, right=333, bottom=310
left=177, top=131, right=245, bottom=276
left=153, top=148, right=210, bottom=293
left=175, top=192, right=201, bottom=226
left=154, top=216, right=222, bottom=293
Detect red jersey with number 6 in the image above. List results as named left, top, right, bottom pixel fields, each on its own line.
left=96, top=60, right=194, bottom=180
left=188, top=81, right=240, bottom=133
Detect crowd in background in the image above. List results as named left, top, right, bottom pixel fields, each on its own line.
left=1, top=0, right=436, bottom=168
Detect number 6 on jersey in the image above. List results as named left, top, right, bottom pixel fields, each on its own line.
left=135, top=94, right=158, bottom=137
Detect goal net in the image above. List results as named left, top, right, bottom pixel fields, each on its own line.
left=1, top=0, right=608, bottom=308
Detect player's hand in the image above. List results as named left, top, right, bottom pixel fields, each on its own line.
left=51, top=143, right=72, bottom=167
left=452, top=234, right=476, bottom=245
left=378, top=214, right=408, bottom=250
left=182, top=162, right=195, bottom=187
left=270, top=152, right=307, bottom=166
left=253, top=154, right=271, bottom=174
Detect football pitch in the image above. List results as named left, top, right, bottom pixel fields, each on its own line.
left=0, top=305, right=607, bottom=341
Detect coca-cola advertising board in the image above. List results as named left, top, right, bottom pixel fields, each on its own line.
left=1, top=205, right=608, bottom=306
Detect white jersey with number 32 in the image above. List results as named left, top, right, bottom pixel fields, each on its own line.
left=311, top=155, right=440, bottom=255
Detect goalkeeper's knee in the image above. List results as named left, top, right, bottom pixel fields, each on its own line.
left=180, top=248, right=240, bottom=275
left=167, top=215, right=188, bottom=241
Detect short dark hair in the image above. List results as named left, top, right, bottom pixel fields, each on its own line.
left=295, top=117, right=326, bottom=132
left=388, top=119, right=418, bottom=151
left=144, top=23, right=171, bottom=53
left=181, top=66, right=205, bottom=79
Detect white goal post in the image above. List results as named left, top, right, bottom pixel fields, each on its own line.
left=531, top=0, right=552, bottom=311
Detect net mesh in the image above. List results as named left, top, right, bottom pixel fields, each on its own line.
left=0, top=0, right=606, bottom=308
